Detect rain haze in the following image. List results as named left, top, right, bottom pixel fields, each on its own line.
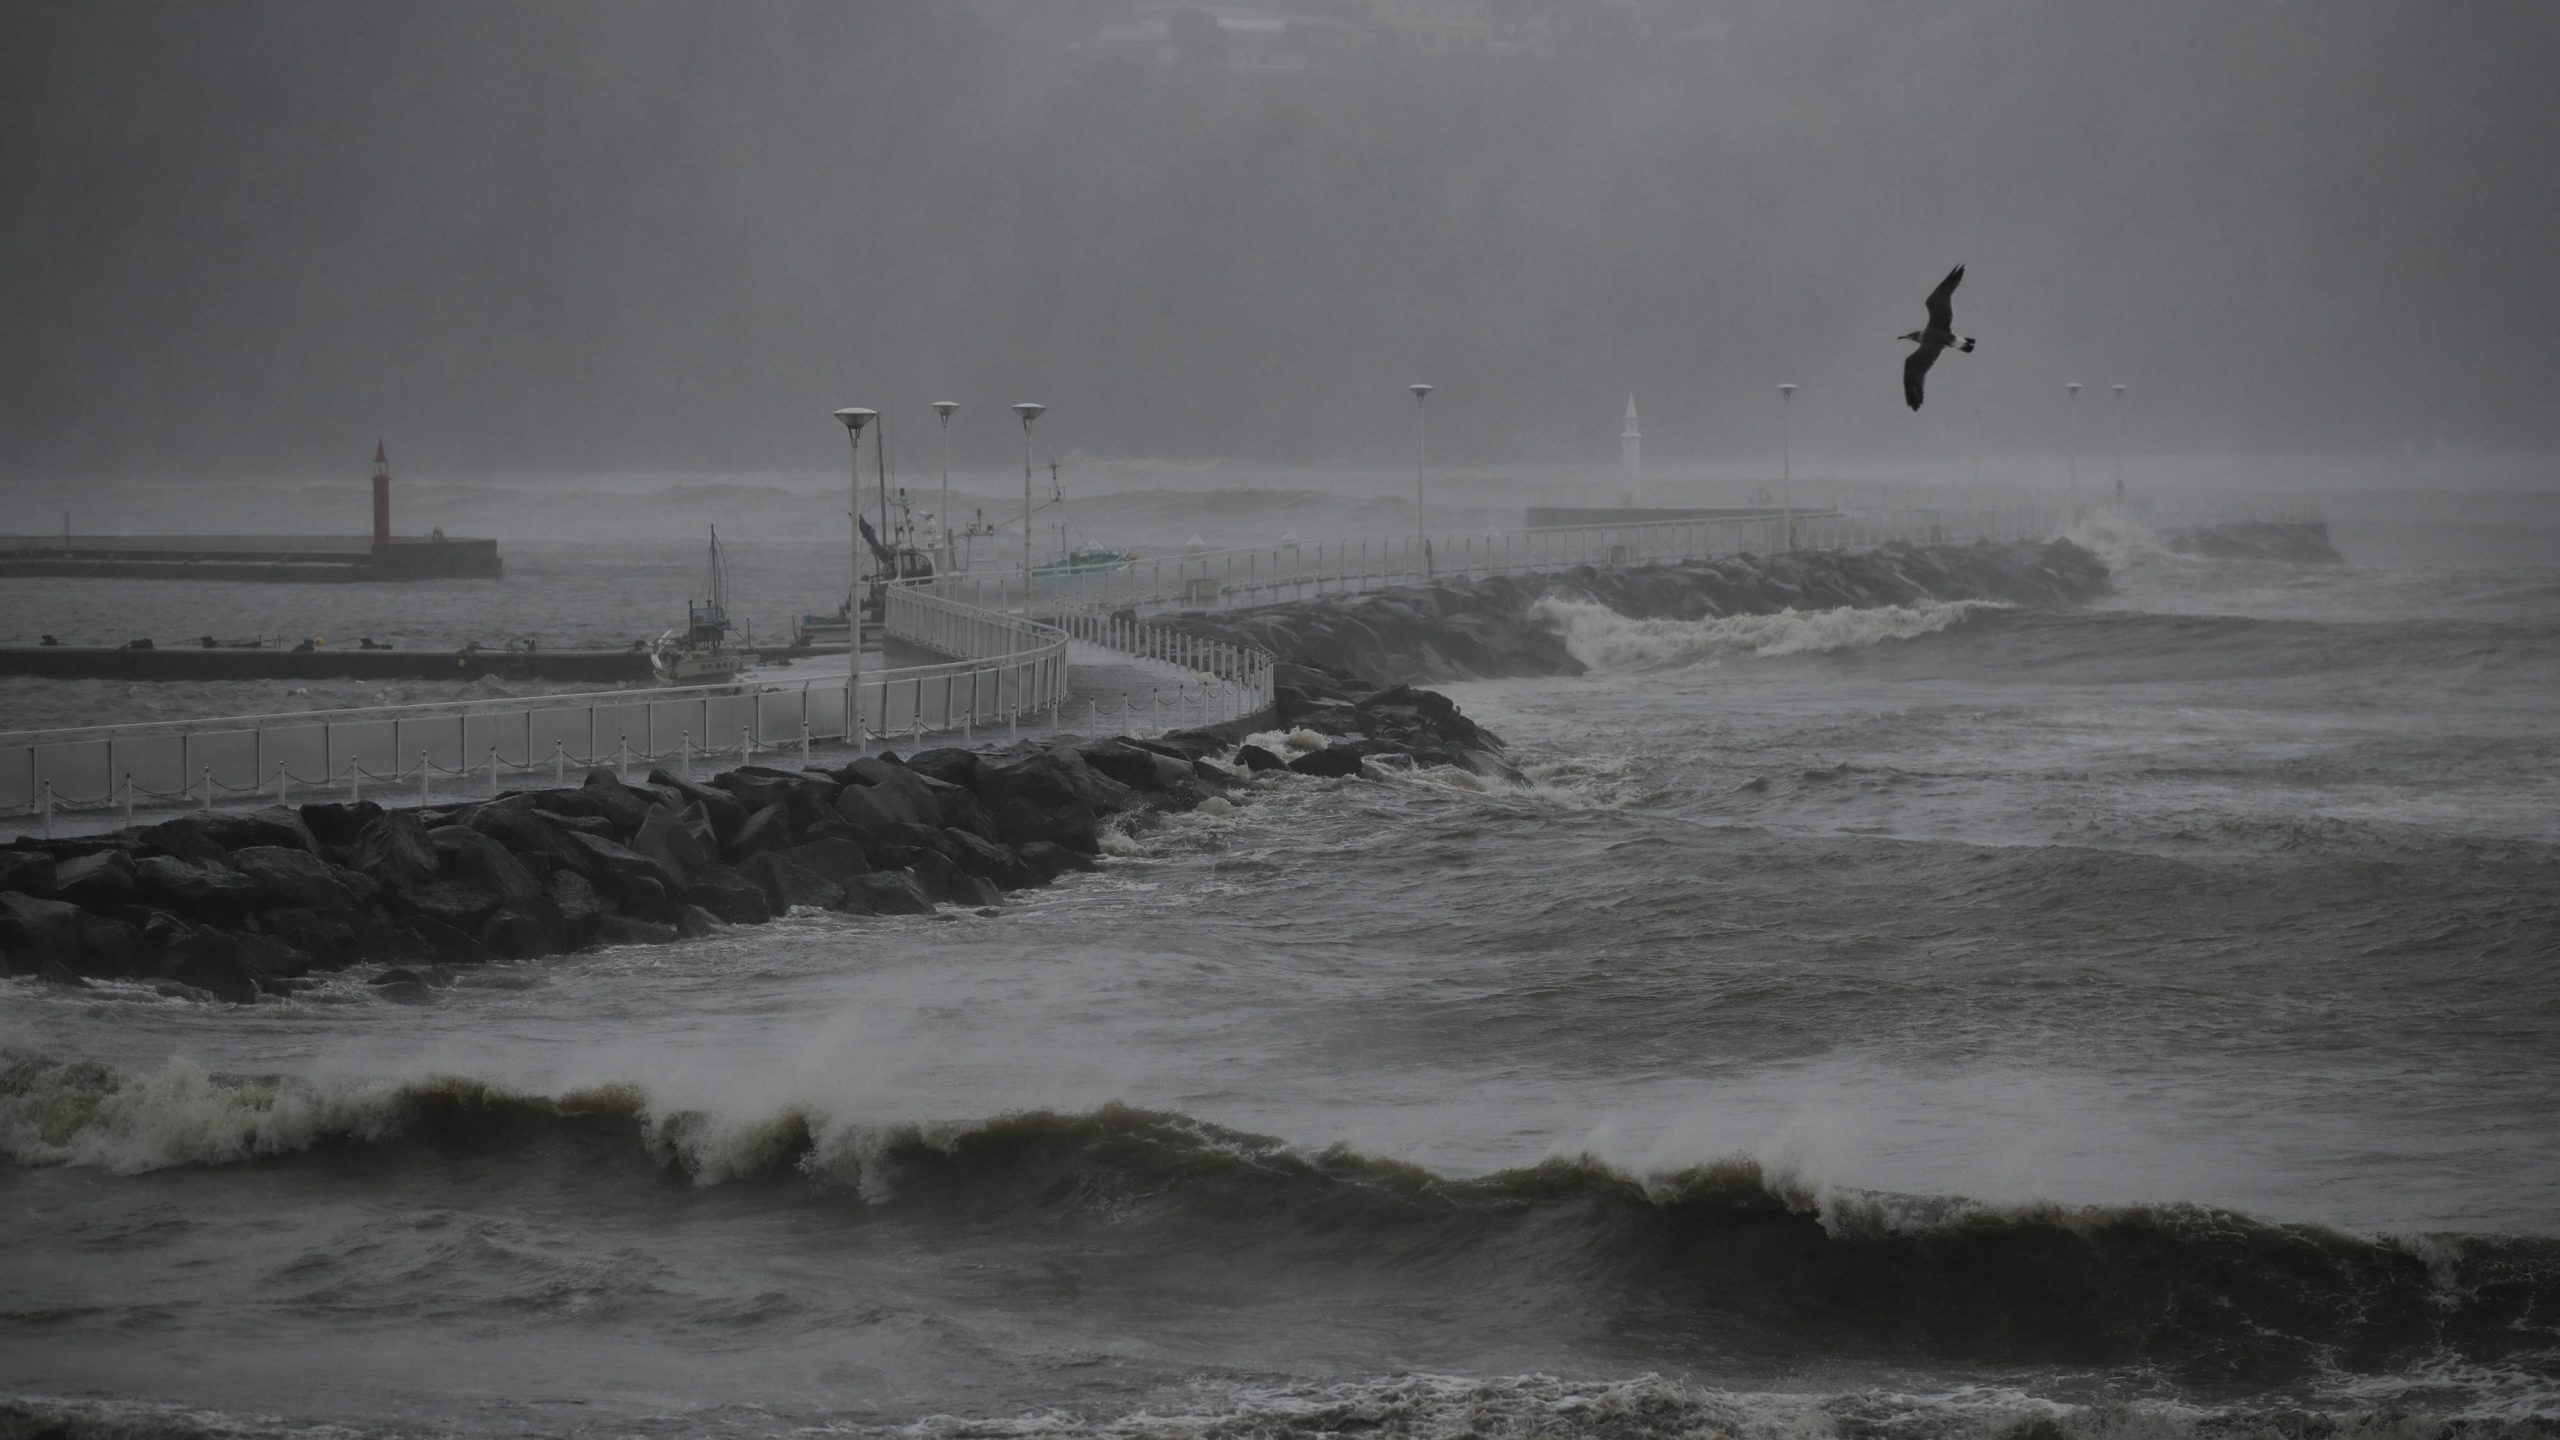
left=3, top=5, right=2557, bottom=1440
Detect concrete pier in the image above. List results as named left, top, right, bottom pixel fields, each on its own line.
left=0, top=534, right=502, bottom=582
left=0, top=645, right=645, bottom=683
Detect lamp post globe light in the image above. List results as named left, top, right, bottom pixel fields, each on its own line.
left=931, top=401, right=959, bottom=564
left=1409, top=384, right=1433, bottom=578
left=1013, top=403, right=1046, bottom=607
left=833, top=406, right=877, bottom=737
left=1777, top=383, right=1798, bottom=549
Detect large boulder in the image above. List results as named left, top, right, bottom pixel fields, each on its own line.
left=0, top=850, right=59, bottom=899
left=398, top=915, right=494, bottom=965
left=479, top=900, right=567, bottom=960
left=264, top=907, right=362, bottom=968
left=159, top=928, right=261, bottom=1004
left=574, top=769, right=658, bottom=837
left=724, top=802, right=795, bottom=861
left=346, top=810, right=441, bottom=891
left=0, top=893, right=85, bottom=970
left=227, top=846, right=364, bottom=913
left=429, top=826, right=545, bottom=906
left=297, top=800, right=384, bottom=849
left=779, top=838, right=871, bottom=884
left=681, top=871, right=773, bottom=926
left=595, top=914, right=680, bottom=947
left=546, top=869, right=607, bottom=947
left=561, top=829, right=679, bottom=892
left=387, top=879, right=504, bottom=932
left=943, top=831, right=1039, bottom=891
left=630, top=805, right=713, bottom=889
left=647, top=770, right=749, bottom=846
left=736, top=852, right=845, bottom=913
left=904, top=747, right=984, bottom=791
left=1075, top=739, right=1193, bottom=794
left=1015, top=840, right=1096, bottom=883
left=917, top=774, right=999, bottom=840
left=842, top=870, right=935, bottom=916
left=54, top=849, right=139, bottom=908
left=1287, top=744, right=1366, bottom=779
left=978, top=749, right=1137, bottom=817
left=466, top=796, right=595, bottom=877
left=133, top=855, right=262, bottom=924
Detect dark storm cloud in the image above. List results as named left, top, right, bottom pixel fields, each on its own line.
left=3, top=0, right=2555, bottom=478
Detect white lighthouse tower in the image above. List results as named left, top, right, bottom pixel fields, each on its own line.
left=1620, top=395, right=1643, bottom=505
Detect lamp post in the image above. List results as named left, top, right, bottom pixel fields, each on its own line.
left=2110, top=383, right=2127, bottom=498
left=931, top=401, right=959, bottom=565
left=1409, top=383, right=1433, bottom=577
left=2065, top=381, right=2084, bottom=516
left=1778, top=382, right=1798, bottom=549
left=832, top=406, right=876, bottom=738
left=1013, top=403, right=1045, bottom=607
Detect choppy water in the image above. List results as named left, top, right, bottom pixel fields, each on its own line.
left=3, top=465, right=2557, bottom=1438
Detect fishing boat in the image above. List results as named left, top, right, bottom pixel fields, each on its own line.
left=791, top=493, right=937, bottom=649
left=1034, top=546, right=1138, bottom=577
left=650, top=528, right=749, bottom=684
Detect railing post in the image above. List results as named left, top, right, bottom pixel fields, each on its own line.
left=489, top=745, right=500, bottom=795
left=617, top=735, right=629, bottom=780
left=800, top=721, right=812, bottom=767
left=40, top=780, right=53, bottom=838
left=680, top=730, right=692, bottom=776
left=276, top=761, right=287, bottom=805
left=351, top=759, right=361, bottom=803
left=201, top=766, right=213, bottom=810
left=1009, top=705, right=1018, bottom=739
left=741, top=724, right=754, bottom=764
left=418, top=750, right=430, bottom=804
left=554, top=740, right=567, bottom=786
left=1151, top=689, right=1161, bottom=729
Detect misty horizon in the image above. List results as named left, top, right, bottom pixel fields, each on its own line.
left=6, top=1, right=2557, bottom=481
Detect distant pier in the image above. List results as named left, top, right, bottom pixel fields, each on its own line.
left=0, top=643, right=639, bottom=683
left=0, top=533, right=502, bottom=582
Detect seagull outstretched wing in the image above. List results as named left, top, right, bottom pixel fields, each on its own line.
left=1924, top=264, right=1965, bottom=333
left=1903, top=345, right=1940, bottom=411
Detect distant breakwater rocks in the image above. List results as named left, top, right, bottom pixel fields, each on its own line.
left=2158, top=520, right=2341, bottom=564
left=1156, top=538, right=2114, bottom=686
left=0, top=682, right=1512, bottom=1002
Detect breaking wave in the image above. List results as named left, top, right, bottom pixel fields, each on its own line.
left=6, top=1054, right=2555, bottom=1389
left=1534, top=597, right=2010, bottom=671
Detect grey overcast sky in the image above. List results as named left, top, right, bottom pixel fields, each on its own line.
left=4, top=0, right=2556, bottom=478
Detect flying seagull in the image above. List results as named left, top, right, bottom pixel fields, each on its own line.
left=1900, top=264, right=1977, bottom=411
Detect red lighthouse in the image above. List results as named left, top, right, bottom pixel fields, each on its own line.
left=371, top=440, right=392, bottom=549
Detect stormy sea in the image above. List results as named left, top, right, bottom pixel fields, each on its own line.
left=4, top=461, right=2556, bottom=1439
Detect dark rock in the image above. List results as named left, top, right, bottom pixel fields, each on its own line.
left=904, top=747, right=984, bottom=791
left=576, top=769, right=658, bottom=837
left=135, top=815, right=235, bottom=866
left=779, top=837, right=872, bottom=883
left=34, top=958, right=91, bottom=989
left=388, top=879, right=503, bottom=932
left=1233, top=744, right=1285, bottom=772
left=843, top=870, right=935, bottom=916
left=736, top=852, right=845, bottom=913
left=299, top=800, right=385, bottom=848
left=262, top=908, right=360, bottom=967
left=725, top=802, right=795, bottom=860
left=979, top=748, right=1138, bottom=817
left=161, top=931, right=261, bottom=1004
left=596, top=914, right=680, bottom=947
left=0, top=893, right=85, bottom=968
left=429, top=826, right=545, bottom=905
left=154, top=981, right=217, bottom=1003
left=346, top=810, right=441, bottom=891
left=675, top=904, right=723, bottom=939
left=132, top=855, right=261, bottom=924
left=713, top=764, right=837, bottom=819
left=943, top=831, right=1039, bottom=891
left=480, top=900, right=567, bottom=960
left=986, top=795, right=1103, bottom=854
left=1288, top=744, right=1366, bottom=779
left=0, top=849, right=60, bottom=898
left=466, top=796, right=595, bottom=877
left=876, top=849, right=981, bottom=906
left=648, top=769, right=750, bottom=845
left=833, top=782, right=923, bottom=840
left=1015, top=841, right=1096, bottom=882
left=1075, top=738, right=1192, bottom=793
left=630, top=805, right=712, bottom=889
left=563, top=829, right=680, bottom=892
left=227, top=846, right=363, bottom=912
left=547, top=869, right=606, bottom=946
left=54, top=849, right=139, bottom=907
left=76, top=912, right=145, bottom=977
left=371, top=976, right=438, bottom=1005
left=682, top=871, right=773, bottom=926
left=398, top=916, right=494, bottom=964
left=369, top=967, right=426, bottom=986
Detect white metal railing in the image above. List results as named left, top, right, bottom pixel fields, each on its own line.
left=1, top=582, right=1078, bottom=828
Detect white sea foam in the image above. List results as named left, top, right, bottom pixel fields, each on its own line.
left=2066, top=507, right=2176, bottom=570
left=1534, top=596, right=2007, bottom=671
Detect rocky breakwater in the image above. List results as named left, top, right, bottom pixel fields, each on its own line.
left=1154, top=537, right=2112, bottom=686
left=0, top=682, right=1513, bottom=1001
left=2158, top=520, right=2341, bottom=563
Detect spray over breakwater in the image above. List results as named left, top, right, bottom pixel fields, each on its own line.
left=1154, top=538, right=2110, bottom=686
